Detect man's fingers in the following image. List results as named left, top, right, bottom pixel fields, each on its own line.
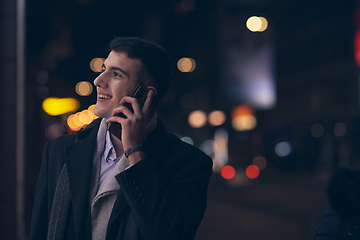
left=119, top=96, right=141, bottom=115
left=106, top=105, right=133, bottom=124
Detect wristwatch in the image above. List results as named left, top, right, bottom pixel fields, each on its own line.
left=124, top=144, right=143, bottom=158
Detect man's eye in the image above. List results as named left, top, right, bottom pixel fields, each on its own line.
left=114, top=72, right=122, bottom=77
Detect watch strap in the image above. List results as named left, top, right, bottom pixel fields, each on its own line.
left=124, top=144, right=143, bottom=158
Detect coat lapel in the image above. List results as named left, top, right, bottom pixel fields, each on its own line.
left=65, top=119, right=101, bottom=240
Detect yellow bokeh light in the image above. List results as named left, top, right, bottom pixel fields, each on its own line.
left=88, top=104, right=98, bottom=119
left=232, top=115, right=257, bottom=131
left=188, top=110, right=207, bottom=128
left=246, top=16, right=262, bottom=32
left=76, top=81, right=93, bottom=96
left=259, top=17, right=268, bottom=32
left=177, top=58, right=196, bottom=72
left=66, top=104, right=99, bottom=131
left=42, top=97, right=80, bottom=116
left=67, top=114, right=81, bottom=131
left=90, top=58, right=105, bottom=72
left=88, top=104, right=95, bottom=113
left=72, top=113, right=82, bottom=128
left=208, top=110, right=226, bottom=126
left=79, top=110, right=93, bottom=125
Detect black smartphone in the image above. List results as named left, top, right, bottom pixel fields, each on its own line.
left=107, top=84, right=149, bottom=140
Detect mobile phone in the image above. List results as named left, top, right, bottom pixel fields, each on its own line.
left=107, top=84, right=149, bottom=140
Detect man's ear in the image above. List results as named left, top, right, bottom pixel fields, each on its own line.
left=146, top=86, right=158, bottom=110
left=146, top=86, right=157, bottom=96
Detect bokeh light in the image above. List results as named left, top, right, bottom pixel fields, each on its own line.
left=221, top=165, right=236, bottom=180
left=188, top=110, right=207, bottom=128
left=246, top=165, right=260, bottom=179
left=275, top=141, right=292, bottom=157
left=181, top=136, right=194, bottom=145
left=208, top=110, right=226, bottom=126
left=246, top=16, right=262, bottom=32
left=213, top=128, right=229, bottom=172
left=232, top=115, right=257, bottom=131
left=88, top=104, right=96, bottom=114
left=246, top=16, right=268, bottom=32
left=311, top=123, right=324, bottom=138
left=42, top=97, right=80, bottom=116
left=72, top=113, right=82, bottom=127
left=334, top=122, right=346, bottom=137
left=252, top=156, right=267, bottom=170
left=75, top=81, right=93, bottom=96
left=45, top=123, right=63, bottom=139
left=231, top=104, right=257, bottom=131
left=258, top=17, right=268, bottom=32
left=177, top=57, right=196, bottom=72
left=90, top=58, right=105, bottom=72
left=67, top=114, right=81, bottom=131
left=66, top=104, right=98, bottom=131
left=79, top=110, right=93, bottom=124
left=199, top=139, right=214, bottom=156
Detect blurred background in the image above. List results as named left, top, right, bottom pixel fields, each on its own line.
left=0, top=0, right=358, bottom=239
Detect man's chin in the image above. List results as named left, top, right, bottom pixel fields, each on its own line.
left=93, top=107, right=111, bottom=119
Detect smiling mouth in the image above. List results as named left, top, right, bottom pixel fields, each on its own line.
left=98, top=94, right=112, bottom=99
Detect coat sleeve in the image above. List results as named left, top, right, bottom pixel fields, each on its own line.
left=116, top=148, right=213, bottom=240
left=28, top=141, right=51, bottom=240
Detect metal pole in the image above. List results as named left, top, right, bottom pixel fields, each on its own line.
left=16, top=0, right=26, bottom=239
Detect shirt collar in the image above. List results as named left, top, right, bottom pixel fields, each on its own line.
left=104, top=130, right=117, bottom=162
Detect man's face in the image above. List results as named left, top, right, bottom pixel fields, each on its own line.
left=93, top=51, right=142, bottom=118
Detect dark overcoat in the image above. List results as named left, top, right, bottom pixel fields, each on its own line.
left=315, top=169, right=360, bottom=240
left=29, top=118, right=213, bottom=240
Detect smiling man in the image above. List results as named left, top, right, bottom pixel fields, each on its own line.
left=29, top=37, right=213, bottom=240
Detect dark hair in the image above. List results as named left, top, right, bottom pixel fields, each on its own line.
left=109, top=37, right=172, bottom=106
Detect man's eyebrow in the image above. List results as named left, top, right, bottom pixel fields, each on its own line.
left=111, top=67, right=128, bottom=76
left=102, top=63, right=128, bottom=76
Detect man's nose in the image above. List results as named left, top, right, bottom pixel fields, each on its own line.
left=94, top=72, right=107, bottom=88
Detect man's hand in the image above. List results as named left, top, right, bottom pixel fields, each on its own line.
left=106, top=89, right=156, bottom=164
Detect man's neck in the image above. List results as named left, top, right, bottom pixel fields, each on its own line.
left=109, top=133, right=124, bottom=158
